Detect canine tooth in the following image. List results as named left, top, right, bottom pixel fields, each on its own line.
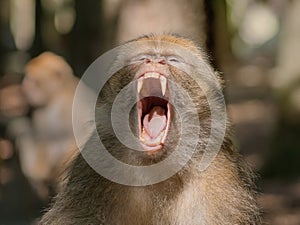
left=137, top=79, right=143, bottom=93
left=160, top=76, right=167, bottom=96
left=144, top=72, right=160, bottom=79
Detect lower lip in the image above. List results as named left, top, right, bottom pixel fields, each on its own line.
left=140, top=143, right=163, bottom=154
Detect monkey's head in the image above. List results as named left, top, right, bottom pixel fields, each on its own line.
left=23, top=52, right=74, bottom=107
left=96, top=34, right=222, bottom=165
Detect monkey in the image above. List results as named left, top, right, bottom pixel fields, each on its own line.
left=39, top=35, right=261, bottom=225
left=15, top=52, right=91, bottom=198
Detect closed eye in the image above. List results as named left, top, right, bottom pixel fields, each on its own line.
left=166, top=56, right=183, bottom=63
left=132, top=54, right=152, bottom=62
left=138, top=56, right=148, bottom=61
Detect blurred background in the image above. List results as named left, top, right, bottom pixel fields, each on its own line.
left=0, top=0, right=299, bottom=224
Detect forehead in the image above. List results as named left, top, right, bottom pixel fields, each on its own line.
left=128, top=35, right=204, bottom=59
left=138, top=35, right=199, bottom=50
left=25, top=62, right=56, bottom=81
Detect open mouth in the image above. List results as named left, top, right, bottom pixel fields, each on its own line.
left=137, top=72, right=171, bottom=154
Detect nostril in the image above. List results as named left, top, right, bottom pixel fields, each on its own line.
left=158, top=59, right=166, bottom=65
left=145, top=58, right=151, bottom=63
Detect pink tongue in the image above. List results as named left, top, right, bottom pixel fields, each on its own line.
left=143, top=106, right=167, bottom=138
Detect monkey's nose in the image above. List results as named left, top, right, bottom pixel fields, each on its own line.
left=145, top=58, right=166, bottom=65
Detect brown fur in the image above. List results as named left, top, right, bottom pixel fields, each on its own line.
left=39, top=35, right=261, bottom=225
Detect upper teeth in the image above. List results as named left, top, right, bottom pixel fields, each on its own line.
left=144, top=72, right=160, bottom=79
left=137, top=72, right=167, bottom=96
left=137, top=77, right=144, bottom=93
left=160, top=76, right=167, bottom=96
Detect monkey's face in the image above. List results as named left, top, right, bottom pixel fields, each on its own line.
left=126, top=40, right=208, bottom=159
left=96, top=36, right=215, bottom=164
left=23, top=52, right=74, bottom=107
